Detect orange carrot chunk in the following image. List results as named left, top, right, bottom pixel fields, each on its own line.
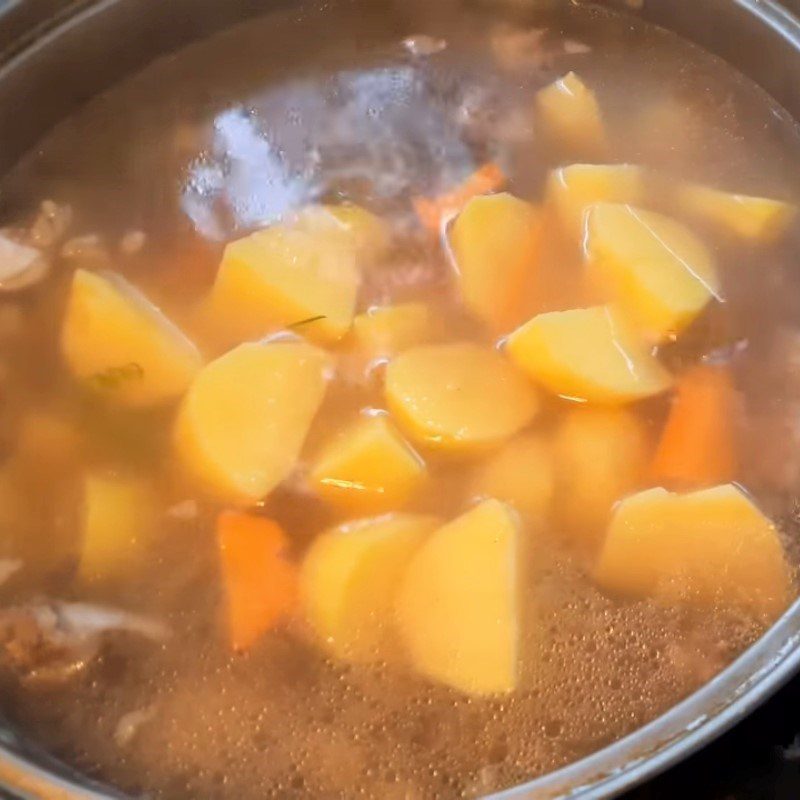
left=217, top=511, right=298, bottom=651
left=413, top=163, right=507, bottom=234
left=651, top=363, right=739, bottom=488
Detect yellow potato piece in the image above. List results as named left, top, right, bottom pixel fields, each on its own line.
left=309, top=414, right=426, bottom=514
left=450, top=193, right=542, bottom=331
left=395, top=499, right=520, bottom=695
left=61, top=270, right=202, bottom=407
left=585, top=203, right=719, bottom=341
left=471, top=435, right=553, bottom=520
left=536, top=72, right=607, bottom=158
left=679, top=182, right=796, bottom=242
left=352, top=303, right=434, bottom=359
left=554, top=408, right=648, bottom=545
left=546, top=163, right=644, bottom=239
left=506, top=306, right=671, bottom=404
left=595, top=487, right=675, bottom=599
left=298, top=203, right=391, bottom=259
left=300, top=514, right=439, bottom=663
left=595, top=484, right=791, bottom=618
left=210, top=223, right=360, bottom=345
left=175, top=341, right=330, bottom=503
left=385, top=343, right=538, bottom=452
left=79, top=473, right=157, bottom=582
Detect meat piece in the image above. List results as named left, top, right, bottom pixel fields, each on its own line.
left=490, top=25, right=547, bottom=71
left=0, top=559, right=21, bottom=586
left=29, top=200, right=73, bottom=249
left=114, top=704, right=159, bottom=747
left=119, top=230, right=147, bottom=256
left=402, top=35, right=447, bottom=58
left=166, top=499, right=200, bottom=520
left=0, top=232, right=48, bottom=292
left=60, top=234, right=112, bottom=270
left=0, top=600, right=169, bottom=686
left=360, top=258, right=449, bottom=307
left=490, top=25, right=590, bottom=72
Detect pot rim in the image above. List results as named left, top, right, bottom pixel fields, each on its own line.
left=0, top=1, right=798, bottom=798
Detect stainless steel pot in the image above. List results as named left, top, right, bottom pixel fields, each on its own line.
left=0, top=1, right=799, bottom=797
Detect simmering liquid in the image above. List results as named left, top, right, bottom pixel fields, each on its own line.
left=0, top=1, right=799, bottom=797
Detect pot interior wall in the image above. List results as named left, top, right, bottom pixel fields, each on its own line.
left=0, top=0, right=799, bottom=177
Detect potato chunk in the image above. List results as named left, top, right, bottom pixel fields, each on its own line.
left=471, top=435, right=553, bottom=520
left=585, top=203, right=719, bottom=340
left=352, top=303, right=434, bottom=359
left=554, top=408, right=648, bottom=545
left=296, top=203, right=391, bottom=260
left=395, top=499, right=520, bottom=695
left=79, top=473, right=156, bottom=582
left=210, top=223, right=360, bottom=345
left=546, top=163, right=644, bottom=239
left=175, top=341, right=330, bottom=503
left=506, top=306, right=671, bottom=404
left=61, top=270, right=202, bottom=407
left=385, top=343, right=538, bottom=452
left=595, top=485, right=791, bottom=618
left=300, top=514, right=439, bottom=663
left=678, top=182, right=795, bottom=242
left=450, top=193, right=542, bottom=331
left=309, top=414, right=425, bottom=513
left=536, top=72, right=607, bottom=158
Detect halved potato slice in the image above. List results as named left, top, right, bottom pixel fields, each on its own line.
left=385, top=343, right=538, bottom=452
left=352, top=303, right=435, bottom=359
left=295, top=203, right=391, bottom=260
left=450, top=193, right=542, bottom=331
left=300, top=514, right=439, bottom=664
left=210, top=223, right=360, bottom=345
left=546, top=163, right=644, bottom=239
left=554, top=407, right=648, bottom=545
left=595, top=484, right=791, bottom=618
left=536, top=72, right=607, bottom=158
left=175, top=340, right=330, bottom=503
left=585, top=203, right=719, bottom=341
left=506, top=306, right=671, bottom=404
left=79, top=473, right=156, bottom=583
left=396, top=499, right=520, bottom=695
left=309, top=414, right=425, bottom=514
left=679, top=182, right=795, bottom=242
left=62, top=270, right=201, bottom=407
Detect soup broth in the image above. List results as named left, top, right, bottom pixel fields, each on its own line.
left=0, top=1, right=799, bottom=797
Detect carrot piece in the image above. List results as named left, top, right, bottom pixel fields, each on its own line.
left=650, top=364, right=739, bottom=488
left=217, top=511, right=298, bottom=651
left=413, top=163, right=507, bottom=234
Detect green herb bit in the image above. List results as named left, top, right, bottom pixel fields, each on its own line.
left=89, top=362, right=145, bottom=390
left=288, top=315, right=327, bottom=330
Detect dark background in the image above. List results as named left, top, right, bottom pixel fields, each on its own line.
left=625, top=673, right=800, bottom=800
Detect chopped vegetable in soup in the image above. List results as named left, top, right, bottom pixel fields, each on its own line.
left=0, top=1, right=799, bottom=798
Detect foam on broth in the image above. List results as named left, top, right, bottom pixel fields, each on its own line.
left=0, top=1, right=798, bottom=797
